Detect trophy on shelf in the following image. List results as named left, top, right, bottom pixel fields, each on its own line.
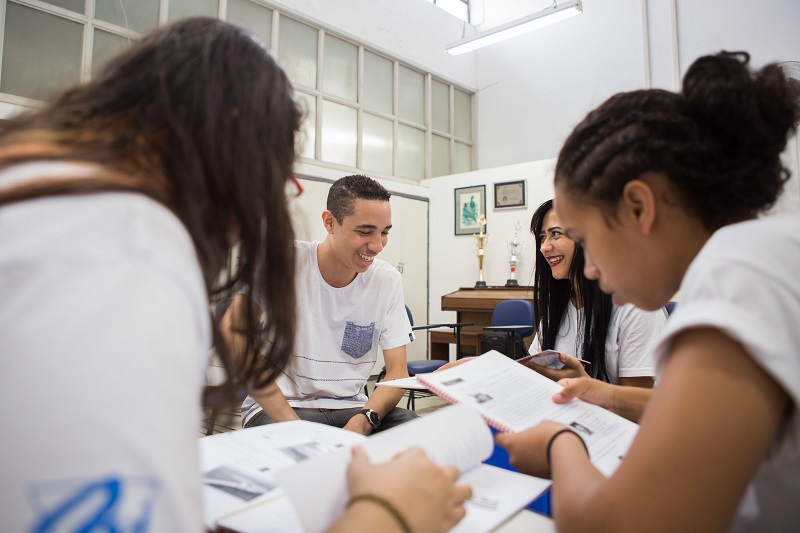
left=506, top=220, right=523, bottom=287
left=474, top=214, right=489, bottom=288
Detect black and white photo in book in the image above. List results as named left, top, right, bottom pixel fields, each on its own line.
left=416, top=350, right=639, bottom=477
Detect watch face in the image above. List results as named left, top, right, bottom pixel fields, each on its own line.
left=365, top=410, right=380, bottom=428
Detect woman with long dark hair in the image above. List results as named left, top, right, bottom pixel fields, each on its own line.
left=0, top=18, right=468, bottom=532
left=527, top=199, right=666, bottom=386
left=498, top=51, right=800, bottom=530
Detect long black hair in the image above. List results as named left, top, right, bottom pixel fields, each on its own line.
left=0, top=18, right=302, bottom=407
left=531, top=199, right=612, bottom=382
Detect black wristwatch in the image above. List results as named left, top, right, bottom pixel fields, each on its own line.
left=358, top=408, right=381, bottom=430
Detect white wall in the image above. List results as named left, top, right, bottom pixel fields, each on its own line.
left=422, top=159, right=556, bottom=324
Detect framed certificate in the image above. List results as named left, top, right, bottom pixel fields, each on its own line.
left=493, top=180, right=526, bottom=209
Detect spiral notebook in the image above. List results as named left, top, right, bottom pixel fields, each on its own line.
left=415, top=350, right=639, bottom=476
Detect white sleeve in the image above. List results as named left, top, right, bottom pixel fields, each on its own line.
left=613, top=304, right=666, bottom=378
left=378, top=271, right=413, bottom=350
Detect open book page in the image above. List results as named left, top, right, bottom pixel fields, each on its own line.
left=198, top=420, right=365, bottom=530
left=274, top=404, right=550, bottom=533
left=416, top=350, right=639, bottom=476
left=456, top=464, right=551, bottom=533
left=373, top=375, right=429, bottom=390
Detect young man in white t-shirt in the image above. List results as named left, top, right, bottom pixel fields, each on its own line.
left=225, top=175, right=417, bottom=435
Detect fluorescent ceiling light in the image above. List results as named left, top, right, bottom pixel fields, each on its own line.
left=446, top=0, right=583, bottom=55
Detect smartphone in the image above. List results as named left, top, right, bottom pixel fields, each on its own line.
left=517, top=349, right=563, bottom=369
left=517, top=350, right=591, bottom=369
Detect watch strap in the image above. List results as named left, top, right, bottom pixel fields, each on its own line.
left=357, top=408, right=381, bottom=429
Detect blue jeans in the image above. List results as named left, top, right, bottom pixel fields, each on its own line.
left=244, top=406, right=418, bottom=433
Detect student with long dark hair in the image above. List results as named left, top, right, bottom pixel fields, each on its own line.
left=0, top=18, right=469, bottom=532
left=497, top=51, right=800, bottom=531
left=527, top=199, right=666, bottom=386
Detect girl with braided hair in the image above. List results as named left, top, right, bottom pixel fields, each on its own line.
left=497, top=51, right=800, bottom=531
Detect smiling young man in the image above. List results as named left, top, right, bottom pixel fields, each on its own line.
left=230, top=175, right=417, bottom=435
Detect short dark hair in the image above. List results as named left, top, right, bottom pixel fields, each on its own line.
left=555, top=51, right=799, bottom=231
left=327, top=174, right=391, bottom=223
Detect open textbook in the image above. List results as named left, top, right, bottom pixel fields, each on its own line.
left=415, top=350, right=640, bottom=476
left=199, top=404, right=550, bottom=533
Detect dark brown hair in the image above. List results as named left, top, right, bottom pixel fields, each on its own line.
left=555, top=51, right=800, bottom=231
left=530, top=199, right=612, bottom=381
left=326, top=174, right=391, bottom=224
left=0, top=18, right=302, bottom=405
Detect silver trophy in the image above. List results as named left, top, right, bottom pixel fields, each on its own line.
left=506, top=220, right=523, bottom=287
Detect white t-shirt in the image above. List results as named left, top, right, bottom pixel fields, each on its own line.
left=0, top=162, right=210, bottom=532
left=529, top=302, right=664, bottom=383
left=653, top=213, right=800, bottom=531
left=242, top=240, right=411, bottom=423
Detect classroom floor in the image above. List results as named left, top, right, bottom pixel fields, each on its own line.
left=200, top=377, right=448, bottom=436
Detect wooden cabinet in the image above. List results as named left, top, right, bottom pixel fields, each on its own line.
left=430, top=286, right=535, bottom=360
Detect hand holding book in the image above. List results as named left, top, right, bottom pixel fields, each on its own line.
left=415, top=350, right=639, bottom=477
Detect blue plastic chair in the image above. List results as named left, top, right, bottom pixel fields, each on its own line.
left=374, top=306, right=471, bottom=409
left=482, top=299, right=535, bottom=359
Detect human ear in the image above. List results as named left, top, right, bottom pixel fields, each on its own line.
left=321, top=210, right=335, bottom=235
left=621, top=179, right=656, bottom=236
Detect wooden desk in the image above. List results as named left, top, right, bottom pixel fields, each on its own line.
left=431, top=286, right=535, bottom=360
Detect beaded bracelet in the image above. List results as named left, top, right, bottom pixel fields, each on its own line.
left=347, top=493, right=412, bottom=533
left=545, top=428, right=590, bottom=468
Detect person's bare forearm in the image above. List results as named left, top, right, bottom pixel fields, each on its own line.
left=251, top=381, right=300, bottom=422
left=610, top=385, right=653, bottom=423
left=365, top=375, right=405, bottom=417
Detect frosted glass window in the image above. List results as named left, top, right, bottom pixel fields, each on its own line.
left=39, top=0, right=84, bottom=14
left=227, top=0, right=273, bottom=49
left=321, top=100, right=357, bottom=167
left=296, top=91, right=316, bottom=159
left=362, top=50, right=392, bottom=114
left=278, top=17, right=318, bottom=90
left=1, top=3, right=82, bottom=100
left=96, top=0, right=159, bottom=33
left=362, top=113, right=393, bottom=176
left=454, top=142, right=472, bottom=174
left=454, top=88, right=472, bottom=140
left=431, top=134, right=450, bottom=177
left=92, top=29, right=133, bottom=78
left=169, top=0, right=218, bottom=20
left=397, top=124, right=424, bottom=180
left=323, top=35, right=357, bottom=102
left=431, top=79, right=450, bottom=133
left=398, top=65, right=424, bottom=125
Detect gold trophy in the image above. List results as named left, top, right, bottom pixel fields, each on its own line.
left=474, top=214, right=488, bottom=288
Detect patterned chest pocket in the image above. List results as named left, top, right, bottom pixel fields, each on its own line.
left=341, top=321, right=375, bottom=359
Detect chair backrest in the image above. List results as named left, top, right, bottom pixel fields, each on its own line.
left=405, top=304, right=414, bottom=327
left=665, top=301, right=677, bottom=315
left=491, top=299, right=535, bottom=338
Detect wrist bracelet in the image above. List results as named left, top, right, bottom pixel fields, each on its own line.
left=347, top=493, right=412, bottom=533
left=545, top=428, right=589, bottom=469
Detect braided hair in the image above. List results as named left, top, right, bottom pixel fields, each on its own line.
left=555, top=51, right=799, bottom=230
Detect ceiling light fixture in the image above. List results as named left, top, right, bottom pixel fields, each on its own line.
left=445, top=0, right=583, bottom=56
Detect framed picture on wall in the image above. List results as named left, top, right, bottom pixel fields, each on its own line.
left=493, top=180, right=526, bottom=209
left=454, top=185, right=486, bottom=235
